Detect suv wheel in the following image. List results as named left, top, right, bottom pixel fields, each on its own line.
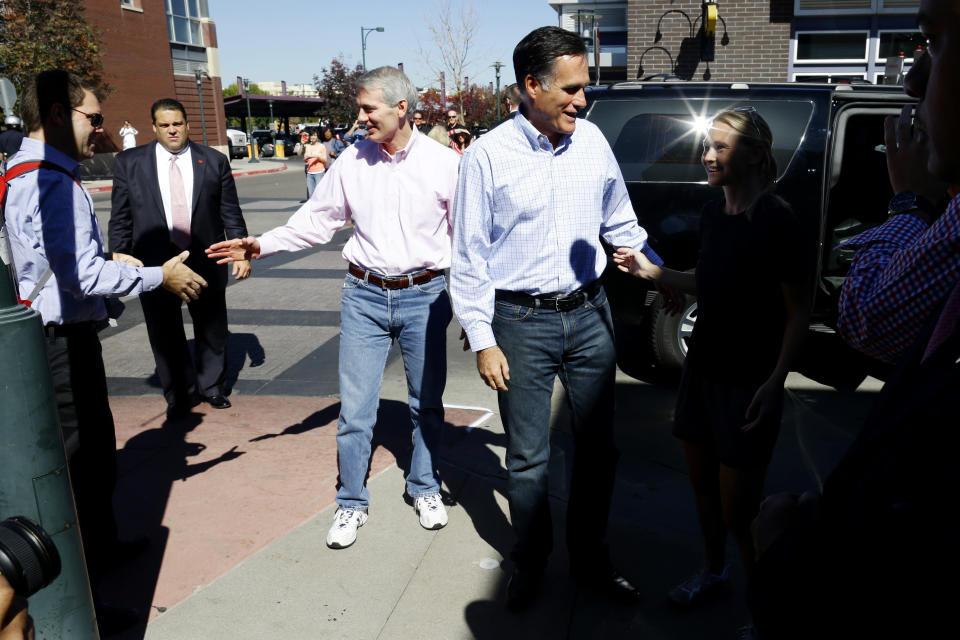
left=649, top=295, right=697, bottom=370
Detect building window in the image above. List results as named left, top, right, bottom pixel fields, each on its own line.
left=794, top=0, right=918, bottom=15
left=877, top=30, right=925, bottom=60
left=166, top=0, right=209, bottom=47
left=791, top=72, right=869, bottom=82
left=795, top=31, right=869, bottom=62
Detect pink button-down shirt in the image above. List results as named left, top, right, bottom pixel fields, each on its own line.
left=258, top=127, right=460, bottom=275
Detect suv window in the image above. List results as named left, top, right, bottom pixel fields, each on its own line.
left=587, top=99, right=815, bottom=183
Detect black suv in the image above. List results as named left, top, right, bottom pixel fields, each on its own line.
left=586, top=81, right=912, bottom=377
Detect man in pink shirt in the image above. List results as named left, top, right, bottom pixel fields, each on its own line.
left=207, top=66, right=461, bottom=550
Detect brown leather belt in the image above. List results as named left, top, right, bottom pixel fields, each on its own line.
left=348, top=263, right=442, bottom=290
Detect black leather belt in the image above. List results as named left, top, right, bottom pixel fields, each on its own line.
left=495, top=279, right=602, bottom=312
left=348, top=263, right=442, bottom=290
left=43, top=321, right=97, bottom=338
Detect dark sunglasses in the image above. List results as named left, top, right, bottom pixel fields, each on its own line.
left=731, top=106, right=762, bottom=137
left=73, top=108, right=103, bottom=128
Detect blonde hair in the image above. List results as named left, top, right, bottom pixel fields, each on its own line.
left=712, top=108, right=778, bottom=188
left=426, top=124, right=451, bottom=146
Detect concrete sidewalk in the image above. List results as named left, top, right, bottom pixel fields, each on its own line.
left=84, top=156, right=290, bottom=193
left=87, top=181, right=882, bottom=640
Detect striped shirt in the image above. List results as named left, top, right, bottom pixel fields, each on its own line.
left=450, top=109, right=662, bottom=352
left=837, top=194, right=960, bottom=363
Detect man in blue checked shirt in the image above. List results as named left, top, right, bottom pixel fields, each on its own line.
left=3, top=71, right=205, bottom=628
left=450, top=26, right=672, bottom=611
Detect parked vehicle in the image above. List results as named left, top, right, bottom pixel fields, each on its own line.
left=225, top=129, right=247, bottom=159
left=250, top=130, right=276, bottom=157
left=584, top=81, right=912, bottom=378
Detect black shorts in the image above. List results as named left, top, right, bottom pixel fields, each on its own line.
left=673, top=349, right=782, bottom=469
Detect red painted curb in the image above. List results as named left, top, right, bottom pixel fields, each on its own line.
left=83, top=164, right=288, bottom=193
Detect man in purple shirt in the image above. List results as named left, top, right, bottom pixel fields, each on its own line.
left=208, top=67, right=461, bottom=550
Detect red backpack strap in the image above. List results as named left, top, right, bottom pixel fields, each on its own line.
left=1, top=160, right=83, bottom=307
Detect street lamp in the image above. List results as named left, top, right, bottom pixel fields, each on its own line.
left=243, top=77, right=259, bottom=163
left=492, top=61, right=503, bottom=121
left=361, top=26, right=384, bottom=73
left=194, top=66, right=209, bottom=146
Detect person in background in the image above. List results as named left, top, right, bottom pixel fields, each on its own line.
left=321, top=126, right=345, bottom=168
left=300, top=130, right=328, bottom=199
left=505, top=83, right=523, bottom=118
left=109, top=98, right=250, bottom=419
left=615, top=106, right=810, bottom=614
left=118, top=119, right=138, bottom=150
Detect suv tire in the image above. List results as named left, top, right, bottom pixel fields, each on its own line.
left=649, top=295, right=697, bottom=371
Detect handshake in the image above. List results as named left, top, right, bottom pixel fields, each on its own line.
left=113, top=250, right=207, bottom=303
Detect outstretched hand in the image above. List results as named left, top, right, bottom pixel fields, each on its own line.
left=206, top=236, right=261, bottom=263
left=160, top=250, right=208, bottom=302
left=613, top=247, right=662, bottom=280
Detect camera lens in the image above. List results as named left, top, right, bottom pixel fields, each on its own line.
left=0, top=516, right=61, bottom=597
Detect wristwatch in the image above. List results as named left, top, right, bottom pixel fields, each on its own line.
left=887, top=190, right=938, bottom=222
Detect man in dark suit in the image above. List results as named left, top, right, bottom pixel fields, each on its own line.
left=746, top=2, right=960, bottom=637
left=109, top=98, right=249, bottom=418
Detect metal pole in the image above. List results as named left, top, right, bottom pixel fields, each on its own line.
left=493, top=61, right=503, bottom=121
left=244, top=78, right=258, bottom=163
left=361, top=27, right=384, bottom=73
left=194, top=68, right=208, bottom=146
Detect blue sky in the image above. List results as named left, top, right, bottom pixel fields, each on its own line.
left=210, top=0, right=559, bottom=91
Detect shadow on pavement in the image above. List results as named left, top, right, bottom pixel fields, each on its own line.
left=100, top=413, right=245, bottom=639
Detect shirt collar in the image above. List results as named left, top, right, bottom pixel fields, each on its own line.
left=156, top=141, right=191, bottom=161
left=11, top=137, right=80, bottom=176
left=379, top=125, right=419, bottom=162
left=513, top=105, right=573, bottom=153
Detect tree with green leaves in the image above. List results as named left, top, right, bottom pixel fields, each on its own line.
left=222, top=82, right=263, bottom=98
left=313, top=57, right=363, bottom=126
left=0, top=0, right=109, bottom=96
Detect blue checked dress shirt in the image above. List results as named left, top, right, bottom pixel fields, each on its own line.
left=450, top=109, right=663, bottom=352
left=3, top=137, right=163, bottom=326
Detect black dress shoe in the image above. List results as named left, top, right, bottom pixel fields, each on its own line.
left=203, top=394, right=232, bottom=409
left=572, top=565, right=641, bottom=602
left=166, top=403, right=193, bottom=420
left=506, top=567, right=542, bottom=612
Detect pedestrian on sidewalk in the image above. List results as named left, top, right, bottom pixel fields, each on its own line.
left=299, top=130, right=327, bottom=199
left=109, top=97, right=250, bottom=419
left=450, top=26, right=673, bottom=611
left=119, top=119, right=138, bottom=150
left=207, top=66, right=460, bottom=550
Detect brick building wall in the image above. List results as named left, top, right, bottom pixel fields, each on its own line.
left=84, top=0, right=175, bottom=151
left=627, top=0, right=793, bottom=83
left=84, top=0, right=227, bottom=153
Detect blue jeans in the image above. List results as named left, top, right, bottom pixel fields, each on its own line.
left=306, top=171, right=323, bottom=199
left=492, top=286, right=618, bottom=571
left=335, top=272, right=452, bottom=508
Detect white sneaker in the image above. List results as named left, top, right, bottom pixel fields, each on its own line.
left=414, top=494, right=448, bottom=530
left=325, top=507, right=368, bottom=549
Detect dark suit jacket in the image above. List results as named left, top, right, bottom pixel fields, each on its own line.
left=108, top=140, right=247, bottom=289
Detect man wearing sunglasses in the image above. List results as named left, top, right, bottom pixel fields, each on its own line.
left=2, top=70, right=206, bottom=633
